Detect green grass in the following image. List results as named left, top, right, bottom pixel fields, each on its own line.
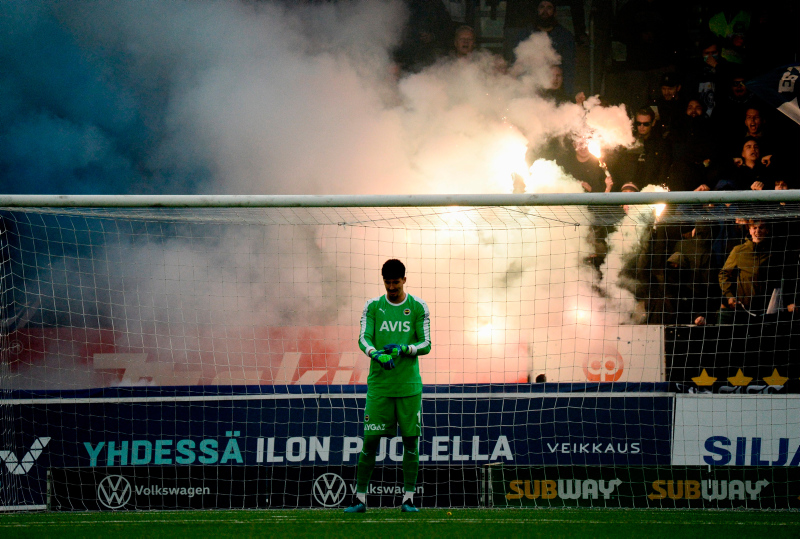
left=2, top=508, right=799, bottom=539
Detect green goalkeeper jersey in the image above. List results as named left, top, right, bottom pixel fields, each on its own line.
left=358, top=293, right=431, bottom=397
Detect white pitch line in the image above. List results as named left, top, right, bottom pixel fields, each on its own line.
left=0, top=518, right=797, bottom=527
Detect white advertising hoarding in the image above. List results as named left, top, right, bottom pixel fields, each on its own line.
left=672, top=395, right=800, bottom=466
left=529, top=324, right=664, bottom=383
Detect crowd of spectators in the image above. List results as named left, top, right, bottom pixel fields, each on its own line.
left=388, top=0, right=799, bottom=327
left=390, top=1, right=798, bottom=192
left=638, top=215, right=800, bottom=327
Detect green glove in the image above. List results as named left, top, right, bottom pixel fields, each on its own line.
left=384, top=344, right=410, bottom=358
left=369, top=349, right=395, bottom=370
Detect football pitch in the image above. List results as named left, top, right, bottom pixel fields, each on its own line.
left=2, top=508, right=799, bottom=539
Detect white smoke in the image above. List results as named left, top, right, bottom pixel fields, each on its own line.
left=1, top=0, right=652, bottom=389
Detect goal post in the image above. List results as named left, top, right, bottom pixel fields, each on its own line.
left=1, top=191, right=800, bottom=511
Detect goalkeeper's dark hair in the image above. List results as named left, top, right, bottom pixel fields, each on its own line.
left=381, top=259, right=406, bottom=279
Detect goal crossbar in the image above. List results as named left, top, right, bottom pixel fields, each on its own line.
left=0, top=191, right=799, bottom=208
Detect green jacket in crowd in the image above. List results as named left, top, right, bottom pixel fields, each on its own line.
left=719, top=239, right=797, bottom=312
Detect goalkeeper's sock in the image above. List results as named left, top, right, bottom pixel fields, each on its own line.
left=356, top=435, right=381, bottom=493
left=356, top=492, right=366, bottom=504
left=401, top=436, right=420, bottom=493
left=402, top=491, right=414, bottom=504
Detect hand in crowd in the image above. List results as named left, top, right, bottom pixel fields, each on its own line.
left=694, top=184, right=710, bottom=191
left=575, top=92, right=586, bottom=106
left=694, top=316, right=707, bottom=326
left=727, top=297, right=739, bottom=309
left=751, top=181, right=764, bottom=191
left=789, top=304, right=796, bottom=313
left=733, top=157, right=743, bottom=167
left=581, top=181, right=592, bottom=192
left=762, top=155, right=772, bottom=167
left=604, top=176, right=614, bottom=192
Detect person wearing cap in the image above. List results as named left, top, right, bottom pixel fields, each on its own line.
left=620, top=182, right=640, bottom=215
left=621, top=182, right=639, bottom=192
left=653, top=72, right=683, bottom=136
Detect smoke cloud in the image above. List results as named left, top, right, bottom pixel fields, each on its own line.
left=2, top=1, right=652, bottom=389
left=0, top=0, right=632, bottom=195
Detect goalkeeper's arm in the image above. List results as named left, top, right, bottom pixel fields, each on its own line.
left=358, top=299, right=378, bottom=356
left=410, top=299, right=431, bottom=356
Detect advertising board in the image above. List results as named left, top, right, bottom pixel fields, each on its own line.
left=488, top=465, right=800, bottom=509
left=50, top=466, right=268, bottom=510
left=672, top=395, right=800, bottom=466
left=1, top=386, right=672, bottom=508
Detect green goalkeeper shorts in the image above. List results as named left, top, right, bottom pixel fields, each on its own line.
left=363, top=393, right=422, bottom=438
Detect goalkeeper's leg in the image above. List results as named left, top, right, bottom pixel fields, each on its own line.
left=355, top=434, right=382, bottom=495
left=401, top=436, right=419, bottom=493
left=396, top=393, right=422, bottom=511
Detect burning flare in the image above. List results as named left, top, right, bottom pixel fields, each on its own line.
left=587, top=140, right=602, bottom=160
left=587, top=139, right=611, bottom=180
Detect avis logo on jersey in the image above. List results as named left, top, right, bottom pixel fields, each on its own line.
left=379, top=321, right=411, bottom=332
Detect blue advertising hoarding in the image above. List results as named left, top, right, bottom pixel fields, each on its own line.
left=1, top=384, right=673, bottom=508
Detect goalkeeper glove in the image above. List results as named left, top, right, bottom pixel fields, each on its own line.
left=369, top=349, right=395, bottom=370
left=384, top=344, right=411, bottom=358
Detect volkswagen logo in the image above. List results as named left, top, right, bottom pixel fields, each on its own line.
left=97, top=475, right=132, bottom=509
left=312, top=473, right=347, bottom=507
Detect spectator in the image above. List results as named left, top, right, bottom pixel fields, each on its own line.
left=620, top=182, right=640, bottom=215
left=717, top=219, right=797, bottom=324
left=666, top=97, right=716, bottom=191
left=685, top=36, right=732, bottom=119
left=394, top=0, right=454, bottom=72
left=707, top=198, right=749, bottom=271
left=556, top=138, right=612, bottom=193
left=711, top=69, right=758, bottom=141
left=737, top=106, right=781, bottom=168
left=610, top=107, right=670, bottom=189
left=503, top=0, right=586, bottom=51
left=725, top=137, right=772, bottom=190
left=505, top=1, right=576, bottom=95
left=539, top=65, right=572, bottom=104
left=653, top=72, right=683, bottom=137
left=608, top=0, right=681, bottom=111
left=621, top=182, right=640, bottom=193
left=453, top=25, right=476, bottom=59
left=502, top=0, right=538, bottom=63
left=665, top=223, right=716, bottom=325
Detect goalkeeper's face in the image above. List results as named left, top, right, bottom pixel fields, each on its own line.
left=383, top=276, right=407, bottom=303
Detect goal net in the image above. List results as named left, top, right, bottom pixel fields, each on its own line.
left=1, top=192, right=799, bottom=511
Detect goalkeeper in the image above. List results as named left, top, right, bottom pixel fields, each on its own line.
left=345, top=259, right=431, bottom=514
